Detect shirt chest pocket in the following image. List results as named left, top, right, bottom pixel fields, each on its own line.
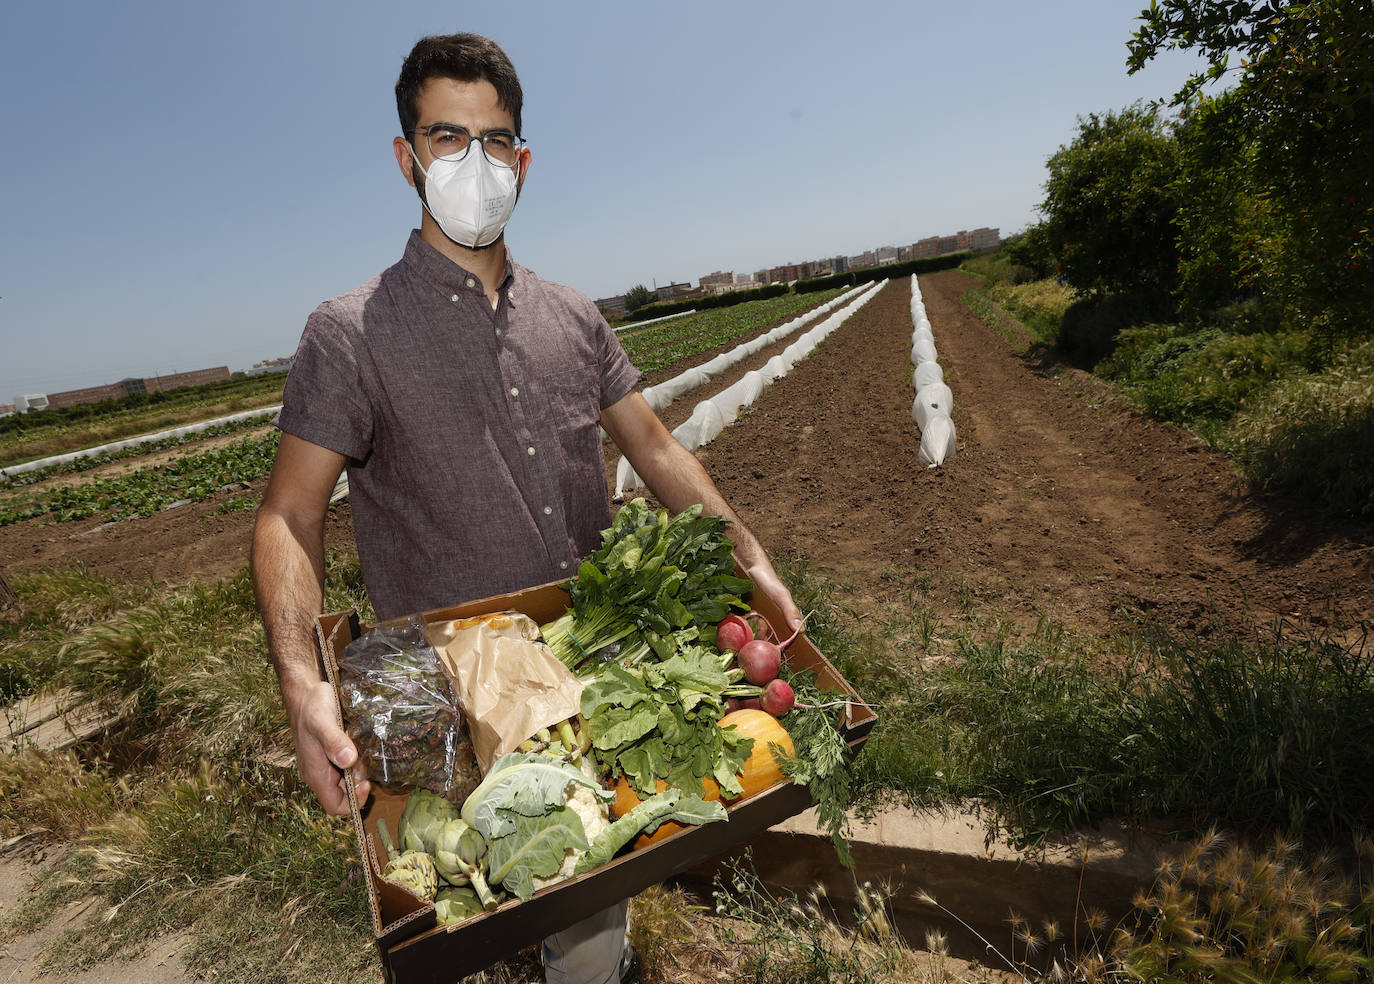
left=538, top=363, right=604, bottom=471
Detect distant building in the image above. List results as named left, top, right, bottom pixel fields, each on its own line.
left=245, top=357, right=293, bottom=378
left=0, top=403, right=15, bottom=418
left=875, top=246, right=899, bottom=266
left=31, top=366, right=232, bottom=412
left=595, top=295, right=628, bottom=318
left=956, top=227, right=1000, bottom=251
left=15, top=394, right=50, bottom=413
left=654, top=281, right=697, bottom=302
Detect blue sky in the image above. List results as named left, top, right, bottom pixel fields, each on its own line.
left=0, top=0, right=1209, bottom=402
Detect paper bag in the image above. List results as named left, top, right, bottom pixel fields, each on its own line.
left=430, top=612, right=584, bottom=773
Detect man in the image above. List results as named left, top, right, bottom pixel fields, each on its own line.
left=251, top=32, right=801, bottom=984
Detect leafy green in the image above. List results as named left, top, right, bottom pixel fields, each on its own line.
left=777, top=672, right=856, bottom=868
left=460, top=752, right=611, bottom=840
left=540, top=499, right=752, bottom=669
left=483, top=807, right=589, bottom=900
left=573, top=789, right=727, bottom=875
left=581, top=645, right=754, bottom=799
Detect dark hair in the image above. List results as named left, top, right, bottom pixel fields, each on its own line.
left=395, top=33, right=523, bottom=138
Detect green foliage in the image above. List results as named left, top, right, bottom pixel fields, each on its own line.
left=1037, top=102, right=1183, bottom=301
left=1129, top=0, right=1374, bottom=336
left=1001, top=225, right=1056, bottom=281
left=1099, top=324, right=1317, bottom=430
left=623, top=281, right=789, bottom=322
left=622, top=283, right=658, bottom=313
left=1225, top=339, right=1374, bottom=519
left=618, top=290, right=840, bottom=375
left=0, top=432, right=279, bottom=527
left=988, top=278, right=1078, bottom=344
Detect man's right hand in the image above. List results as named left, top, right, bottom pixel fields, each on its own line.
left=288, top=679, right=371, bottom=815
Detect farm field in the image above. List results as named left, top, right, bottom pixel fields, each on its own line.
left=4, top=270, right=1374, bottom=984
left=5, top=273, right=1367, bottom=643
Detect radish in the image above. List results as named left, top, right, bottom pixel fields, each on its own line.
left=759, top=678, right=795, bottom=717
left=716, top=613, right=753, bottom=653
left=736, top=620, right=804, bottom=685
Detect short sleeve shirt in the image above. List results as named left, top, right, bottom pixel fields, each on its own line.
left=279, top=230, right=641, bottom=620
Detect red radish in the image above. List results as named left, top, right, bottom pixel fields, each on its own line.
left=760, top=679, right=795, bottom=717
left=736, top=620, right=804, bottom=685
left=716, top=614, right=753, bottom=653
left=744, top=611, right=777, bottom=642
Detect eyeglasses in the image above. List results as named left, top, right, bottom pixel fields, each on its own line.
left=409, top=124, right=524, bottom=166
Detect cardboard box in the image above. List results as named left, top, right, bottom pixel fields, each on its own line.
left=317, top=579, right=876, bottom=984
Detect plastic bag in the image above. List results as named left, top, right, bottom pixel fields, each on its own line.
left=336, top=615, right=481, bottom=802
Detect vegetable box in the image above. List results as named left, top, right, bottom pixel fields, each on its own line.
left=316, top=578, right=876, bottom=984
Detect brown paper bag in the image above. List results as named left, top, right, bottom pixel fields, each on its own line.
left=429, top=612, right=584, bottom=773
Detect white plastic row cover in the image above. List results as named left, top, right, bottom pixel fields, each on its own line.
left=0, top=404, right=283, bottom=479
left=640, top=282, right=869, bottom=413
left=615, top=279, right=888, bottom=497
left=909, top=274, right=956, bottom=467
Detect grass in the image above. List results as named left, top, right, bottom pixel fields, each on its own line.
left=2, top=551, right=1372, bottom=982
left=958, top=253, right=1374, bottom=522
left=0, top=376, right=286, bottom=468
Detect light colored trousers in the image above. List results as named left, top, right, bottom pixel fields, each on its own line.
left=541, top=899, right=630, bottom=984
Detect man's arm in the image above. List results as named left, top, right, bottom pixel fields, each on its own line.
left=251, top=433, right=370, bottom=814
left=601, top=391, right=803, bottom=631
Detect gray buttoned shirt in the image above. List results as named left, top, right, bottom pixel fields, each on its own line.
left=279, top=230, right=641, bottom=620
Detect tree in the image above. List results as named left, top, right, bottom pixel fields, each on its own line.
left=623, top=284, right=658, bottom=314
left=1128, top=0, right=1374, bottom=334
left=1036, top=102, right=1183, bottom=301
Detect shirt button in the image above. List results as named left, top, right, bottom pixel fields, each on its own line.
left=543, top=505, right=552, bottom=515
left=465, top=277, right=476, bottom=288
left=559, top=560, right=569, bottom=570
left=526, top=446, right=536, bottom=456
left=510, top=386, right=520, bottom=397
left=450, top=294, right=459, bottom=302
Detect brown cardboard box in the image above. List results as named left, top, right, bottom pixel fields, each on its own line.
left=316, top=579, right=876, bottom=984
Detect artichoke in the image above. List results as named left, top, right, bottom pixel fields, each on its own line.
left=399, top=789, right=460, bottom=855
left=434, top=886, right=484, bottom=926
left=376, top=817, right=439, bottom=900
left=434, top=818, right=499, bottom=910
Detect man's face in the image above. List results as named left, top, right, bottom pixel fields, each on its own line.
left=395, top=77, right=530, bottom=199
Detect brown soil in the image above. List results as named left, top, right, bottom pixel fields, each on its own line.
left=2, top=273, right=1371, bottom=644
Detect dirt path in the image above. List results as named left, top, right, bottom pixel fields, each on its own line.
left=2, top=273, right=1370, bottom=643
left=679, top=272, right=1374, bottom=639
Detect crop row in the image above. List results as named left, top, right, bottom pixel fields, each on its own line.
left=620, top=291, right=840, bottom=375
left=0, top=432, right=280, bottom=527
left=1, top=415, right=272, bottom=489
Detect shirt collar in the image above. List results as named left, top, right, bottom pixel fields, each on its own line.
left=401, top=229, right=519, bottom=300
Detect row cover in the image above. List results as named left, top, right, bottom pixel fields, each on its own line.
left=0, top=405, right=282, bottom=480
left=615, top=279, right=888, bottom=498
left=909, top=276, right=956, bottom=467
left=638, top=282, right=870, bottom=413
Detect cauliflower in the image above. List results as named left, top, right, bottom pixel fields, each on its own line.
left=532, top=758, right=612, bottom=890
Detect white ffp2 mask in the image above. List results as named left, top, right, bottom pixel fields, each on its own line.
left=413, top=146, right=521, bottom=249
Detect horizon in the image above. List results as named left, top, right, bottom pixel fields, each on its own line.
left=0, top=1, right=1212, bottom=401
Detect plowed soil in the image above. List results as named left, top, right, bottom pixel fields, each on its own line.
left=3, top=272, right=1371, bottom=644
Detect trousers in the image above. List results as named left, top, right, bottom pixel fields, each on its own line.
left=540, top=899, right=630, bottom=984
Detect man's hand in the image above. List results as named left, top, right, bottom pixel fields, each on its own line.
left=287, top=679, right=371, bottom=816
left=739, top=557, right=804, bottom=634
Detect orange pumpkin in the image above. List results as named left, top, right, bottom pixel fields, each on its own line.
left=610, top=709, right=796, bottom=850
left=612, top=775, right=722, bottom=848
left=717, top=709, right=794, bottom=803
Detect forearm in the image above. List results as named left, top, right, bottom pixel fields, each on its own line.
left=251, top=506, right=328, bottom=709
left=635, top=437, right=767, bottom=559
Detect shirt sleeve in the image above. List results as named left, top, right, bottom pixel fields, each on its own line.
left=588, top=298, right=641, bottom=410
left=277, top=305, right=374, bottom=462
